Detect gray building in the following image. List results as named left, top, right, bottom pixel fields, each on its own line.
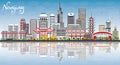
left=56, top=28, right=66, bottom=37
left=8, top=24, right=14, bottom=39
left=1, top=31, right=8, bottom=40
left=13, top=24, right=19, bottom=39
left=20, top=30, right=26, bottom=40
left=66, top=24, right=82, bottom=38
left=67, top=12, right=74, bottom=25
left=30, top=19, right=37, bottom=39
left=106, top=21, right=111, bottom=32
left=25, top=23, right=29, bottom=34
left=76, top=8, right=86, bottom=32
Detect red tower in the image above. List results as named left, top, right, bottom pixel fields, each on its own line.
left=88, top=16, right=95, bottom=38
left=20, top=18, right=26, bottom=31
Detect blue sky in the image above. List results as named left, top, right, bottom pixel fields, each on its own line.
left=0, top=0, right=120, bottom=38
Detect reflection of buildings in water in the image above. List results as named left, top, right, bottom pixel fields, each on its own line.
left=57, top=52, right=63, bottom=62
left=29, top=43, right=37, bottom=54
left=93, top=42, right=112, bottom=53
left=77, top=46, right=86, bottom=60
left=56, top=43, right=66, bottom=61
left=112, top=42, right=119, bottom=50
left=0, top=42, right=118, bottom=61
left=38, top=42, right=49, bottom=57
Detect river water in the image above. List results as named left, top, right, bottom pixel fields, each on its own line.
left=0, top=42, right=119, bottom=65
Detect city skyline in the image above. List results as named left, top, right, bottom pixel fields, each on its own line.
left=0, top=0, right=120, bottom=39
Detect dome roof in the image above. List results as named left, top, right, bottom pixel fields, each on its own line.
left=50, top=14, right=55, bottom=16
left=40, top=13, right=47, bottom=17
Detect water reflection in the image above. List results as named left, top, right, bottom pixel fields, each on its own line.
left=0, top=42, right=119, bottom=62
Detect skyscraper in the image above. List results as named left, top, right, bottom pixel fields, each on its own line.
left=67, top=12, right=74, bottom=25
left=106, top=21, right=111, bottom=32
left=76, top=8, right=86, bottom=31
left=88, top=16, right=95, bottom=38
left=57, top=0, right=64, bottom=28
left=30, top=19, right=37, bottom=39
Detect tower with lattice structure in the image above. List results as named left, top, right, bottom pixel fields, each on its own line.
left=88, top=16, right=95, bottom=38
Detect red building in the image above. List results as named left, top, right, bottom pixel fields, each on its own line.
left=92, top=32, right=112, bottom=40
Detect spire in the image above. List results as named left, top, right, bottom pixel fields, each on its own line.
left=114, top=24, right=117, bottom=31
left=90, top=9, right=93, bottom=17
left=59, top=0, right=61, bottom=9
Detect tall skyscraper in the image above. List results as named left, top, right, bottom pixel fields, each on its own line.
left=106, top=21, right=111, bottom=32
left=67, top=12, right=74, bottom=25
left=30, top=19, right=37, bottom=39
left=76, top=8, right=86, bottom=31
left=88, top=16, right=95, bottom=38
left=39, top=13, right=48, bottom=28
left=57, top=0, right=64, bottom=28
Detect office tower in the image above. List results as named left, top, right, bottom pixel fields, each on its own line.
left=39, top=13, right=48, bottom=28
left=113, top=25, right=119, bottom=40
left=88, top=16, right=95, bottom=38
left=67, top=12, right=74, bottom=25
left=14, top=24, right=19, bottom=39
left=106, top=21, right=111, bottom=32
left=50, top=14, right=55, bottom=36
left=20, top=18, right=26, bottom=31
left=76, top=8, right=86, bottom=31
left=57, top=0, right=64, bottom=28
left=99, top=25, right=105, bottom=32
left=30, top=19, right=37, bottom=39
left=8, top=24, right=14, bottom=39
